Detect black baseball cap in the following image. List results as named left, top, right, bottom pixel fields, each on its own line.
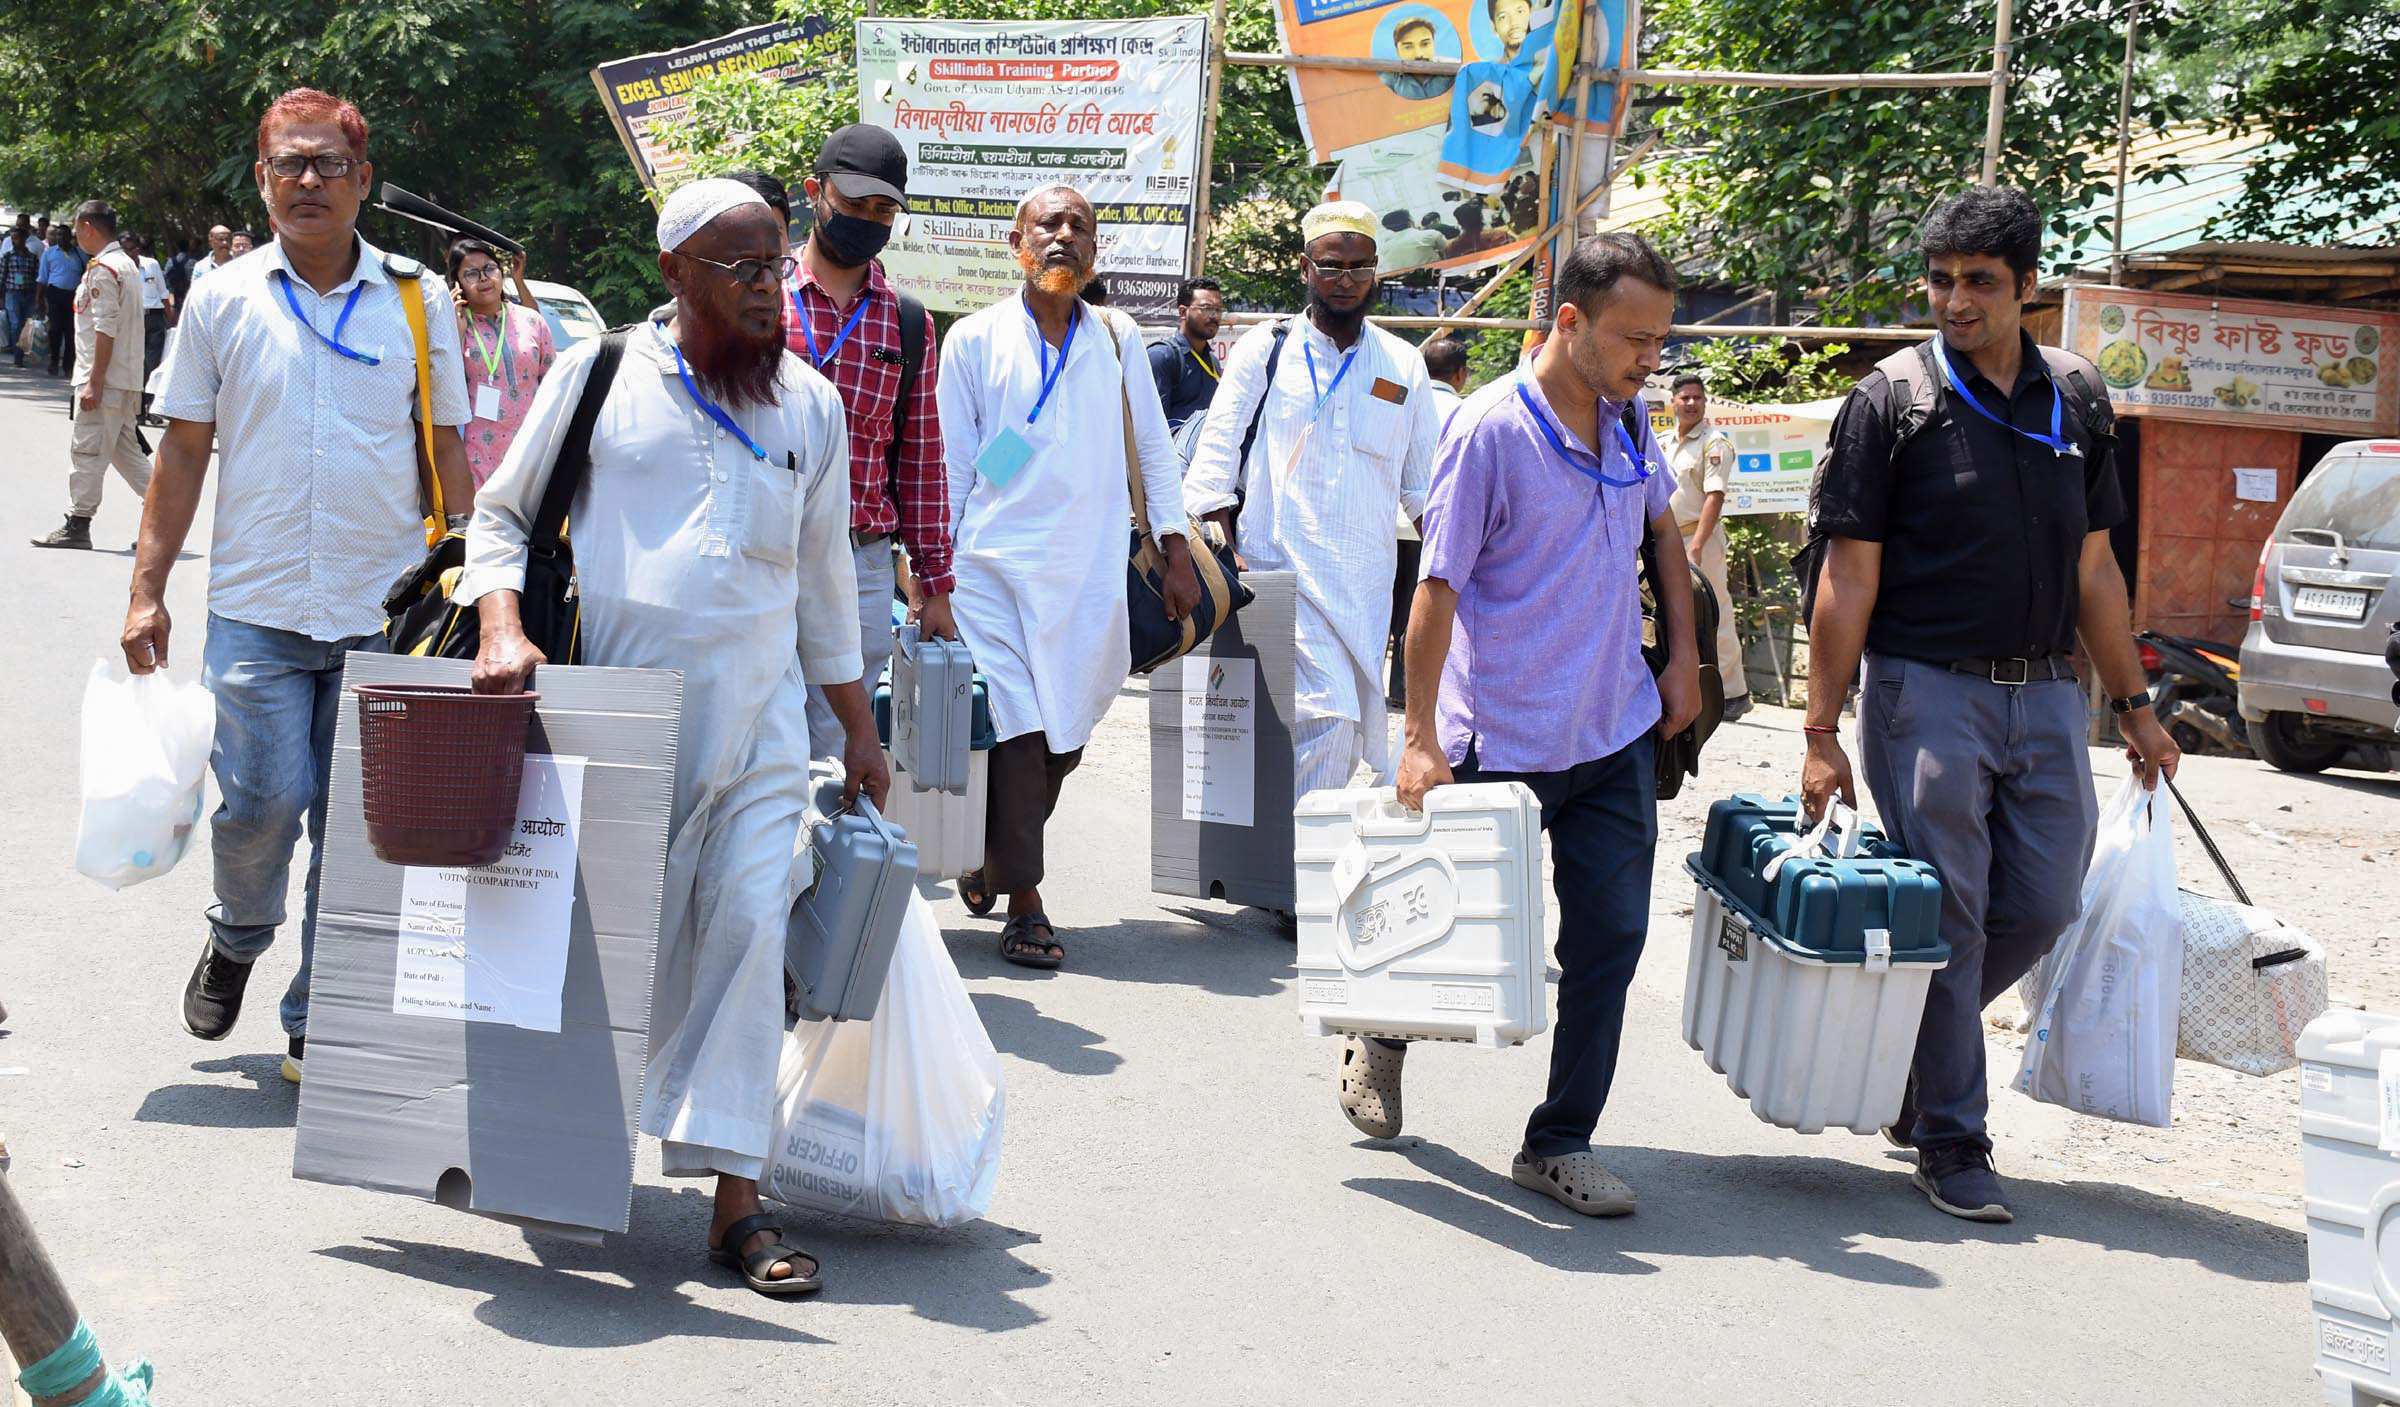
left=815, top=125, right=909, bottom=209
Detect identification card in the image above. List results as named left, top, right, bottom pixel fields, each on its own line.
left=1369, top=376, right=1407, bottom=405
left=473, top=383, right=504, bottom=421
left=1281, top=422, right=1314, bottom=479
left=975, top=426, right=1034, bottom=487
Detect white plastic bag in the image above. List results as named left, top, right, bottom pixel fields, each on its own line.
left=75, top=659, right=216, bottom=890
left=761, top=894, right=1004, bottom=1228
left=2012, top=775, right=2182, bottom=1126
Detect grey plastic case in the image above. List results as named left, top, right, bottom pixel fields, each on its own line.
left=892, top=624, right=977, bottom=795
left=788, top=768, right=919, bottom=1022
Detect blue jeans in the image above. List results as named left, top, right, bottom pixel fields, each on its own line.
left=201, top=614, right=384, bottom=1037
left=1, top=288, right=29, bottom=357
left=1455, top=732, right=1659, bottom=1158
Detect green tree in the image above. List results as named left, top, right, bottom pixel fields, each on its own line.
left=2154, top=0, right=2400, bottom=240
left=0, top=1, right=761, bottom=320
left=1638, top=0, right=2188, bottom=322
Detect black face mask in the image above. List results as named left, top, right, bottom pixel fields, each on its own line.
left=814, top=202, right=893, bottom=268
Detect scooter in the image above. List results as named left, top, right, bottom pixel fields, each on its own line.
left=2138, top=630, right=2250, bottom=758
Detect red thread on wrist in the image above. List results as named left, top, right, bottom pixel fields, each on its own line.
left=1802, top=724, right=1839, bottom=735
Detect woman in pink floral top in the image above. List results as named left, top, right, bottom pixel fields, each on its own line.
left=447, top=239, right=557, bottom=490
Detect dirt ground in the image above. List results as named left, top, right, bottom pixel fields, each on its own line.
left=1662, top=698, right=2399, bottom=1227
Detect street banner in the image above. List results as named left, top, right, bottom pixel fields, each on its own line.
left=1646, top=396, right=1843, bottom=517
left=591, top=19, right=830, bottom=194
left=857, top=17, right=1210, bottom=322
left=1271, top=0, right=1636, bottom=277
left=2063, top=287, right=2398, bottom=436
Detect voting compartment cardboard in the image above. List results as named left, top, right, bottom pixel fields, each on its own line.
left=294, top=654, right=682, bottom=1239
left=1149, top=571, right=1297, bottom=913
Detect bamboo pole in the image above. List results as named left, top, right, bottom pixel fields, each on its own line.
left=1221, top=51, right=1995, bottom=88
left=1980, top=0, right=2016, bottom=184
left=1223, top=310, right=1934, bottom=339
left=0, top=1177, right=103, bottom=1407
left=2108, top=2, right=2142, bottom=286
left=1189, top=0, right=1231, bottom=280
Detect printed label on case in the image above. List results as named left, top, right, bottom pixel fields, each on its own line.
left=1431, top=984, right=1496, bottom=1013
left=2320, top=1318, right=2389, bottom=1373
left=1301, top=978, right=1348, bottom=1005
left=1717, top=911, right=1749, bottom=963
left=2302, top=1062, right=2334, bottom=1093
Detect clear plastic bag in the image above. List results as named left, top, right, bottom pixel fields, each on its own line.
left=75, top=659, right=216, bottom=890
left=761, top=894, right=1004, bottom=1228
left=2012, top=775, right=2183, bottom=1126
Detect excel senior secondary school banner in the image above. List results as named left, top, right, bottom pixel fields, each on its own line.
left=858, top=17, right=1209, bottom=323
left=1272, top=0, right=1636, bottom=277
left=591, top=19, right=832, bottom=194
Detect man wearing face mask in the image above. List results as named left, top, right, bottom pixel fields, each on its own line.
left=782, top=124, right=956, bottom=765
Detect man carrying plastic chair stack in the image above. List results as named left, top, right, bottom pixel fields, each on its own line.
left=1183, top=200, right=1440, bottom=800
left=1373, top=231, right=1701, bottom=1217
left=1800, top=186, right=2179, bottom=1225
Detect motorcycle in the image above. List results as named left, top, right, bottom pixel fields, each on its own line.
left=2139, top=630, right=2250, bottom=758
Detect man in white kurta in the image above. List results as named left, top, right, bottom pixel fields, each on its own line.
left=462, top=181, right=879, bottom=1295
left=1184, top=202, right=1439, bottom=798
left=938, top=184, right=1194, bottom=968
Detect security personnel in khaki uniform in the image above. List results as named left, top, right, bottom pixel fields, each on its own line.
left=33, top=199, right=151, bottom=550
left=1668, top=372, right=1746, bottom=717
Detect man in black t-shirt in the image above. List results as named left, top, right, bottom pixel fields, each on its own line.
left=1148, top=275, right=1223, bottom=429
left=1800, top=187, right=2179, bottom=1226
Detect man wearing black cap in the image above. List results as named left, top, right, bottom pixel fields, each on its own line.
left=783, top=123, right=957, bottom=765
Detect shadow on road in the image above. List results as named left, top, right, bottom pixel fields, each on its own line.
left=969, top=991, right=1124, bottom=1077
left=134, top=1054, right=297, bottom=1129
left=313, top=1183, right=1051, bottom=1344
left=1345, top=1139, right=2303, bottom=1288
left=942, top=911, right=1289, bottom=1002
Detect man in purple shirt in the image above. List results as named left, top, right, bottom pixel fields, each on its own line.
left=1342, top=231, right=1699, bottom=1218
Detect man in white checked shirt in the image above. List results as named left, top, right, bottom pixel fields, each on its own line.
left=1183, top=200, right=1439, bottom=798
left=121, top=88, right=473, bottom=1086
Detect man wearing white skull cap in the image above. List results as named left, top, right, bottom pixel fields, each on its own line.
left=459, top=176, right=885, bottom=1295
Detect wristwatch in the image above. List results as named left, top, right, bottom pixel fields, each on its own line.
left=2108, top=688, right=2154, bottom=715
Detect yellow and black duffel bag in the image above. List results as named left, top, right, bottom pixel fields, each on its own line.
left=385, top=327, right=629, bottom=662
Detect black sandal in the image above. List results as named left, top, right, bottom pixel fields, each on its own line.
left=998, top=912, right=1064, bottom=969
left=958, top=868, right=997, bottom=917
left=708, top=1212, right=823, bottom=1296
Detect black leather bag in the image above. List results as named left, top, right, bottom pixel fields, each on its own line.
left=1626, top=402, right=1725, bottom=799
left=384, top=329, right=628, bottom=662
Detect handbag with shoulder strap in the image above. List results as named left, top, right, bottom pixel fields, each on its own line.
left=1105, top=311, right=1251, bottom=674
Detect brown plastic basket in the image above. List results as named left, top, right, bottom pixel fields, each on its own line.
left=354, top=684, right=540, bottom=867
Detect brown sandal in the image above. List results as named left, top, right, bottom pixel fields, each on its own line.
left=707, top=1212, right=824, bottom=1295
left=999, top=912, right=1063, bottom=969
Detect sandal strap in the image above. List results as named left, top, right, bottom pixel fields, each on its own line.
left=745, top=1240, right=816, bottom=1280
left=715, top=1212, right=782, bottom=1253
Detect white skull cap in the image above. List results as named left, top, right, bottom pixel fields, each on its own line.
left=656, top=178, right=771, bottom=253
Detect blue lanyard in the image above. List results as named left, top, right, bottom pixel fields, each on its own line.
left=275, top=272, right=379, bottom=366
left=1304, top=342, right=1357, bottom=422
left=1929, top=337, right=2079, bottom=459
left=794, top=284, right=871, bottom=369
left=657, top=323, right=767, bottom=462
left=1514, top=378, right=1654, bottom=489
left=1024, top=296, right=1077, bottom=425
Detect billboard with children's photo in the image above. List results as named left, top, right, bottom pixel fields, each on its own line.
left=1271, top=0, right=1635, bottom=277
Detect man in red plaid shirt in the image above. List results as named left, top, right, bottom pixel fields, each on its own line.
left=784, top=124, right=957, bottom=761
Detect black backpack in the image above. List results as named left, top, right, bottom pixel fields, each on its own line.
left=883, top=290, right=926, bottom=508
left=1625, top=399, right=1725, bottom=799
left=1793, top=339, right=2117, bottom=619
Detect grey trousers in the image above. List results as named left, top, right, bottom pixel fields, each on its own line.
left=805, top=537, right=899, bottom=765
left=1857, top=654, right=2097, bottom=1155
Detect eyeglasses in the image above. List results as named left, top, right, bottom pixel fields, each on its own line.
left=1306, top=257, right=1379, bottom=286
left=678, top=252, right=800, bottom=287
left=458, top=265, right=505, bottom=284
left=264, top=153, right=358, bottom=182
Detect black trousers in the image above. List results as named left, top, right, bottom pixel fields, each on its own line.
left=1387, top=539, right=1422, bottom=706
left=42, top=285, right=72, bottom=374
left=981, top=731, right=1084, bottom=894
left=143, top=308, right=166, bottom=375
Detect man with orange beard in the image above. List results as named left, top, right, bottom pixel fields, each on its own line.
left=936, top=185, right=1199, bottom=970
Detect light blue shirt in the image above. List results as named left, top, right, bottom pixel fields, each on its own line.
left=38, top=245, right=83, bottom=290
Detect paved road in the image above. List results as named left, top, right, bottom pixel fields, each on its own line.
left=0, top=362, right=2313, bottom=1404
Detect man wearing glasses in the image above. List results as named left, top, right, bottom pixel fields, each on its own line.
left=1184, top=200, right=1440, bottom=800
left=125, top=87, right=473, bottom=1085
